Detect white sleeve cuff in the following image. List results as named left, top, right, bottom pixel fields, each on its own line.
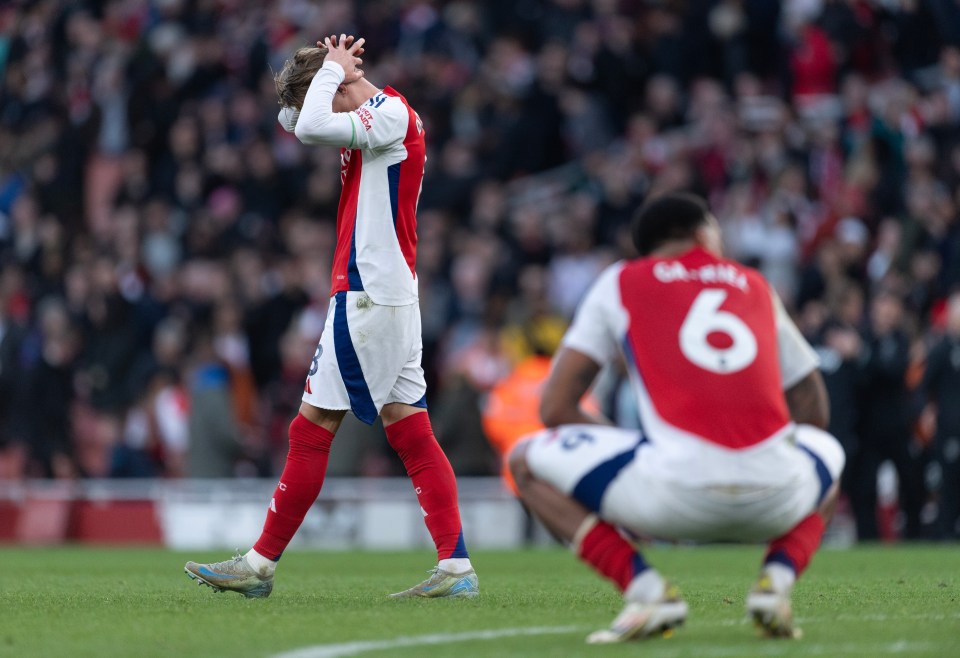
left=321, top=60, right=345, bottom=81
left=278, top=107, right=300, bottom=132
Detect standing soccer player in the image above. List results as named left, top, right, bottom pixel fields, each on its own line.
left=185, top=35, right=477, bottom=599
left=510, top=193, right=844, bottom=642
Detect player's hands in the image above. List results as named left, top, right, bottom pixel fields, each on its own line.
left=320, top=34, right=365, bottom=84
left=320, top=34, right=365, bottom=56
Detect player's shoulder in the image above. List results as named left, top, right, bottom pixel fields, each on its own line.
left=592, top=260, right=627, bottom=292
left=573, top=261, right=626, bottom=312
left=365, top=88, right=412, bottom=118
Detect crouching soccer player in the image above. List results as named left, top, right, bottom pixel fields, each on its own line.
left=510, top=193, right=844, bottom=642
left=184, top=34, right=477, bottom=599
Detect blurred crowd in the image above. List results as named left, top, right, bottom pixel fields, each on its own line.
left=1, top=0, right=960, bottom=541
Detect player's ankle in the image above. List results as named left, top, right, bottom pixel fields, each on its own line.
left=761, top=562, right=796, bottom=593
left=623, top=568, right=665, bottom=604
left=437, top=557, right=472, bottom=574
left=245, top=548, right=278, bottom=577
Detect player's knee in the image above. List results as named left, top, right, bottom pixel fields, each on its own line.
left=287, top=412, right=335, bottom=458
left=818, top=481, right=841, bottom=521
left=507, top=440, right=534, bottom=489
left=381, top=402, right=422, bottom=427
left=297, top=402, right=345, bottom=435
left=799, top=425, right=847, bottom=482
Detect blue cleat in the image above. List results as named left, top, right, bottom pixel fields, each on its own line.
left=390, top=567, right=479, bottom=599
left=184, top=553, right=273, bottom=599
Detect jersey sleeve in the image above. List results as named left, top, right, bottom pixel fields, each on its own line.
left=561, top=262, right=625, bottom=366
left=292, top=61, right=406, bottom=151
left=350, top=94, right=408, bottom=151
left=772, top=288, right=820, bottom=389
left=293, top=62, right=359, bottom=147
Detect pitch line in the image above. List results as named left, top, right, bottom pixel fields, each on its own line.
left=271, top=612, right=957, bottom=658
left=273, top=632, right=940, bottom=658
left=270, top=625, right=584, bottom=658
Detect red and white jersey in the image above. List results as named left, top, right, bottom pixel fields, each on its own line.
left=563, top=247, right=819, bottom=455
left=288, top=62, right=424, bottom=305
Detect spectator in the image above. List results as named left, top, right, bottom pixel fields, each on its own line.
left=921, top=292, right=960, bottom=539
left=853, top=290, right=925, bottom=539
left=186, top=323, right=242, bottom=478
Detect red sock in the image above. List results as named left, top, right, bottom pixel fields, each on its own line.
left=253, top=414, right=334, bottom=561
left=385, top=412, right=468, bottom=560
left=577, top=520, right=648, bottom=592
left=764, top=513, right=826, bottom=575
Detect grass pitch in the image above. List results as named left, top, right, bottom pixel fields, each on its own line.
left=1, top=545, right=958, bottom=658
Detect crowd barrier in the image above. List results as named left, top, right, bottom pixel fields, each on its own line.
left=0, top=477, right=553, bottom=549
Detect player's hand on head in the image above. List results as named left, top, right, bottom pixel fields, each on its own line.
left=321, top=34, right=365, bottom=84
left=319, top=35, right=364, bottom=52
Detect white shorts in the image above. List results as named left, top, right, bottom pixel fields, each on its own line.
left=524, top=424, right=845, bottom=542
left=302, top=291, right=427, bottom=424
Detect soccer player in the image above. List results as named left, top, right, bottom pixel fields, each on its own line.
left=185, top=34, right=477, bottom=599
left=509, top=193, right=844, bottom=642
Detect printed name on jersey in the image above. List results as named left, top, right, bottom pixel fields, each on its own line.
left=653, top=260, right=748, bottom=291
left=355, top=107, right=374, bottom=131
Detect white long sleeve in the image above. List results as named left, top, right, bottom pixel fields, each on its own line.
left=293, top=61, right=360, bottom=147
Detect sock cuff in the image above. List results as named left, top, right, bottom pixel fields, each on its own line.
left=290, top=413, right=335, bottom=452
left=384, top=410, right=432, bottom=446
left=571, top=514, right=600, bottom=554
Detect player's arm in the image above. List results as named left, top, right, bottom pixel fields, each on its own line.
left=291, top=62, right=359, bottom=147
left=291, top=36, right=368, bottom=147
left=773, top=289, right=829, bottom=429
left=540, top=347, right=612, bottom=427
left=540, top=263, right=623, bottom=428
left=784, top=370, right=829, bottom=429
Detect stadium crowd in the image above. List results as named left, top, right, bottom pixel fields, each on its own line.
left=1, top=0, right=960, bottom=541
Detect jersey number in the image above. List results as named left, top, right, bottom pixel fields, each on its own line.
left=679, top=289, right=757, bottom=374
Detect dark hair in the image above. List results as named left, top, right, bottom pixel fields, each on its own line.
left=631, top=192, right=711, bottom=256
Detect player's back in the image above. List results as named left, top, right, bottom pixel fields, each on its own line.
left=618, top=247, right=791, bottom=451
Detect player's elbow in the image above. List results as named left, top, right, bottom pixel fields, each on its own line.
left=785, top=371, right=830, bottom=429
left=293, top=121, right=317, bottom=144
left=294, top=118, right=328, bottom=144
left=809, top=404, right=829, bottom=430
left=539, top=394, right=568, bottom=428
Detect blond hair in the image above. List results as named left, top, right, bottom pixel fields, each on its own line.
left=274, top=46, right=328, bottom=109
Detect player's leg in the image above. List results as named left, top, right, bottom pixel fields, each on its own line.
left=377, top=302, right=476, bottom=598
left=183, top=402, right=346, bottom=598
left=382, top=402, right=478, bottom=598
left=510, top=427, right=687, bottom=644
left=185, top=296, right=352, bottom=597
left=249, top=403, right=345, bottom=562
left=748, top=425, right=846, bottom=637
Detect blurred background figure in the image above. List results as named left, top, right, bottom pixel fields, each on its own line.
left=852, top=290, right=925, bottom=540
left=921, top=292, right=960, bottom=540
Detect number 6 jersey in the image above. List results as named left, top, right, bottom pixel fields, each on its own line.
left=563, top=246, right=819, bottom=453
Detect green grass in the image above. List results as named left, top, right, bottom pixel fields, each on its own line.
left=1, top=545, right=958, bottom=658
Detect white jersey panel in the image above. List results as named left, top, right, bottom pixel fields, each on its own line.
left=772, top=290, right=820, bottom=388
left=561, top=261, right=627, bottom=365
